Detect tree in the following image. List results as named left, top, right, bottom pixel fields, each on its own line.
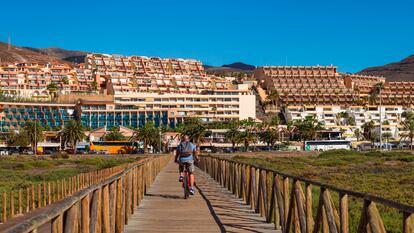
left=6, top=131, right=30, bottom=148
left=179, top=118, right=206, bottom=155
left=361, top=121, right=375, bottom=140
left=23, top=121, right=44, bottom=153
left=238, top=129, right=255, bottom=152
left=266, top=90, right=279, bottom=107
left=382, top=132, right=392, bottom=143
left=294, top=116, right=324, bottom=140
left=268, top=115, right=280, bottom=127
left=401, top=118, right=414, bottom=150
left=211, top=106, right=218, bottom=121
left=259, top=129, right=279, bottom=149
left=225, top=123, right=241, bottom=150
left=91, top=81, right=98, bottom=92
left=354, top=128, right=362, bottom=141
left=62, top=120, right=85, bottom=154
left=47, top=83, right=58, bottom=99
left=105, top=127, right=126, bottom=141
left=131, top=123, right=159, bottom=154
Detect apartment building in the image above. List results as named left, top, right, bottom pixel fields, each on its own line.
left=0, top=63, right=97, bottom=100
left=284, top=105, right=414, bottom=140
left=0, top=102, right=76, bottom=131
left=254, top=66, right=358, bottom=106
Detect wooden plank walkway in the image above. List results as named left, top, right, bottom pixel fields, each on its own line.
left=124, top=160, right=278, bottom=233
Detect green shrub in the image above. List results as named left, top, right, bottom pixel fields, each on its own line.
left=318, top=149, right=359, bottom=158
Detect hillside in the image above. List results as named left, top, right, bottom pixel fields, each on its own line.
left=357, top=54, right=414, bottom=82
left=25, top=47, right=87, bottom=64
left=0, top=42, right=65, bottom=64
left=204, top=62, right=255, bottom=74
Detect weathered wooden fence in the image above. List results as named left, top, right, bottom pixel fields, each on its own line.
left=0, top=161, right=129, bottom=224
left=198, top=156, right=414, bottom=233
left=1, top=154, right=171, bottom=233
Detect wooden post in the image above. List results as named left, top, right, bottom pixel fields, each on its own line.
left=102, top=185, right=110, bottom=233
left=37, top=184, right=42, bottom=208
left=48, top=182, right=51, bottom=205
left=31, top=185, right=35, bottom=210
left=305, top=183, right=313, bottom=233
left=81, top=195, right=90, bottom=233
left=43, top=182, right=47, bottom=207
left=403, top=212, right=413, bottom=233
left=90, top=188, right=102, bottom=233
left=10, top=192, right=14, bottom=218
left=64, top=203, right=79, bottom=233
left=26, top=187, right=30, bottom=213
left=18, top=189, right=22, bottom=215
left=339, top=193, right=349, bottom=233
left=51, top=214, right=63, bottom=233
left=2, top=192, right=6, bottom=223
left=283, top=177, right=289, bottom=226
left=109, top=181, right=117, bottom=233
left=115, top=177, right=123, bottom=233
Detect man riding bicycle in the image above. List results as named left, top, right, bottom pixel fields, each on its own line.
left=175, top=135, right=198, bottom=195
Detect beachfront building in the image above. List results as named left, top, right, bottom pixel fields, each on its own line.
left=255, top=65, right=414, bottom=141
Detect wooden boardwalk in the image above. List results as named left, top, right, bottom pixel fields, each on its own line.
left=124, top=160, right=278, bottom=233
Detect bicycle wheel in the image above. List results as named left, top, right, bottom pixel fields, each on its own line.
left=183, top=175, right=189, bottom=199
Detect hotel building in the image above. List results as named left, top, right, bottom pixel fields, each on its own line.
left=255, top=66, right=414, bottom=140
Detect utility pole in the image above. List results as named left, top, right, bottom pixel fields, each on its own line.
left=379, top=87, right=382, bottom=150
left=34, top=121, right=37, bottom=154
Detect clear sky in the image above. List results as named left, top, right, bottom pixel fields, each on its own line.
left=1, top=0, right=413, bottom=72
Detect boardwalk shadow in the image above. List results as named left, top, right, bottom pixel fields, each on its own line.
left=145, top=193, right=182, bottom=199
left=196, top=169, right=277, bottom=233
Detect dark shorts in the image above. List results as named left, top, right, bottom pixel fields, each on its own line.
left=179, top=159, right=195, bottom=173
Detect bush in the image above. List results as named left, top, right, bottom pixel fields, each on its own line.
left=318, top=149, right=359, bottom=158
left=50, top=152, right=70, bottom=159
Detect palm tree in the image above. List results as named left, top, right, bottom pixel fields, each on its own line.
left=23, top=121, right=44, bottom=153
left=354, top=128, right=362, bottom=141
left=105, top=127, right=126, bottom=141
left=401, top=118, right=414, bottom=150
left=371, top=82, right=384, bottom=148
left=91, top=81, right=98, bottom=92
left=179, top=118, right=206, bottom=155
left=266, top=90, right=279, bottom=107
left=259, top=129, right=279, bottom=149
left=47, top=82, right=58, bottom=100
left=131, top=123, right=158, bottom=154
left=238, top=129, right=255, bottom=152
left=62, top=120, right=85, bottom=154
left=225, top=123, right=240, bottom=150
left=295, top=116, right=324, bottom=140
left=361, top=121, right=375, bottom=140
left=211, top=106, right=218, bottom=122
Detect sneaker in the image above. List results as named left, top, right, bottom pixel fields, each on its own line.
left=179, top=176, right=184, bottom=182
left=189, top=188, right=195, bottom=195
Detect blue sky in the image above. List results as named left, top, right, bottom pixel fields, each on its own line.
left=1, top=0, right=413, bottom=72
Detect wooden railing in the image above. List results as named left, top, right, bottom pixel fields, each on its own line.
left=1, top=161, right=129, bottom=224
left=1, top=154, right=171, bottom=233
left=198, top=156, right=414, bottom=233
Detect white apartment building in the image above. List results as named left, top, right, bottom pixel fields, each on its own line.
left=284, top=105, right=414, bottom=141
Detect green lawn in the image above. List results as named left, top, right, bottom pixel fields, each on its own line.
left=0, top=155, right=143, bottom=193
left=211, top=150, right=414, bottom=233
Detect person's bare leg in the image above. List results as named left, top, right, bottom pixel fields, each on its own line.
left=190, top=174, right=195, bottom=187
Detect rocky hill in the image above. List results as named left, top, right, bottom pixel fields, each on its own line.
left=357, top=54, right=414, bottom=82
left=204, top=62, right=255, bottom=74
left=0, top=42, right=65, bottom=64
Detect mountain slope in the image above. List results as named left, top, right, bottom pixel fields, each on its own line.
left=0, top=42, right=65, bottom=64
left=204, top=62, right=255, bottom=74
left=357, top=55, right=414, bottom=82
left=24, top=47, right=87, bottom=64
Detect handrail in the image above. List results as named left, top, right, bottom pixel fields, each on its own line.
left=1, top=154, right=171, bottom=233
left=198, top=155, right=414, bottom=233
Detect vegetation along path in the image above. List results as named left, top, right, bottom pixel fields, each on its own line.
left=124, top=160, right=276, bottom=233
